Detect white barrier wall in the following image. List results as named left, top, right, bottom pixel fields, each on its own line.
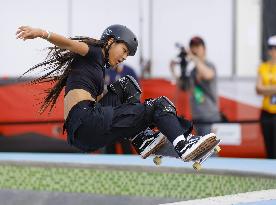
left=0, top=0, right=261, bottom=78
left=0, top=0, right=69, bottom=78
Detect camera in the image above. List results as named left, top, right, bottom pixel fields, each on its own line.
left=175, top=43, right=187, bottom=59
left=175, top=42, right=188, bottom=70
left=174, top=43, right=190, bottom=91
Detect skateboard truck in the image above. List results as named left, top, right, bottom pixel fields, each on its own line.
left=192, top=145, right=221, bottom=171
left=153, top=140, right=221, bottom=171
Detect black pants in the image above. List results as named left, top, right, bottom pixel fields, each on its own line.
left=260, top=110, right=276, bottom=159
left=64, top=92, right=184, bottom=152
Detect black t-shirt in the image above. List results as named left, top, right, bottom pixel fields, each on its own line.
left=65, top=45, right=105, bottom=98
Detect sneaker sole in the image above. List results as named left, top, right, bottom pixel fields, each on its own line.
left=141, top=134, right=166, bottom=159
left=182, top=133, right=217, bottom=162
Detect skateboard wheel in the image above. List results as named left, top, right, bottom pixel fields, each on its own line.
left=214, top=146, right=221, bottom=153
left=153, top=156, right=162, bottom=166
left=193, top=162, right=202, bottom=171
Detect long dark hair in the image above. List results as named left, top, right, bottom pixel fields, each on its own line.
left=21, top=37, right=105, bottom=113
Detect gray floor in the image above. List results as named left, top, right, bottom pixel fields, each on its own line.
left=0, top=189, right=179, bottom=205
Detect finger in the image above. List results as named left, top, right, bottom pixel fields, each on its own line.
left=16, top=28, right=26, bottom=37
left=16, top=29, right=23, bottom=35
left=19, top=32, right=29, bottom=40
left=18, top=25, right=29, bottom=30
left=16, top=31, right=22, bottom=38
left=16, top=32, right=25, bottom=39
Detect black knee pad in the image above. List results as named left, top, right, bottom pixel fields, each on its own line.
left=107, top=75, right=142, bottom=103
left=144, top=96, right=176, bottom=124
left=153, top=96, right=177, bottom=115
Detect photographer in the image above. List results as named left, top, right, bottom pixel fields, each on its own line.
left=170, top=43, right=191, bottom=91
left=188, top=36, right=221, bottom=136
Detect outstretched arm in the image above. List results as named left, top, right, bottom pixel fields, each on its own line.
left=16, top=26, right=89, bottom=56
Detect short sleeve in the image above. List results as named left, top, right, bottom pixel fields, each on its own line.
left=205, top=61, right=216, bottom=76
left=257, top=63, right=264, bottom=75
left=84, top=44, right=95, bottom=60
left=206, top=61, right=216, bottom=70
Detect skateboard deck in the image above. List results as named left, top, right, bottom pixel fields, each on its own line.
left=152, top=138, right=221, bottom=171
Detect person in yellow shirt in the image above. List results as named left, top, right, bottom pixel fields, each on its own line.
left=256, top=35, right=276, bottom=159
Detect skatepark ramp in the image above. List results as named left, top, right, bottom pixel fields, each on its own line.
left=0, top=153, right=275, bottom=205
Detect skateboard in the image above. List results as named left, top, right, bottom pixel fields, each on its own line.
left=152, top=138, right=221, bottom=171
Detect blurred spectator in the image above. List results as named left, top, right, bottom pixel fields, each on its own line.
left=187, top=36, right=221, bottom=136
left=104, top=63, right=139, bottom=154
left=256, top=35, right=276, bottom=159
left=141, top=59, right=152, bottom=79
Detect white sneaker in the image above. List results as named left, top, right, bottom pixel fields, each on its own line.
left=174, top=133, right=217, bottom=162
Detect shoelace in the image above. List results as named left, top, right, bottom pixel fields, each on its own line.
left=186, top=134, right=201, bottom=141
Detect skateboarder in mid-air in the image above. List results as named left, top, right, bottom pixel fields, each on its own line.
left=16, top=24, right=219, bottom=162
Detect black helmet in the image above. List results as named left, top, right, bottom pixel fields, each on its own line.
left=101, top=24, right=138, bottom=56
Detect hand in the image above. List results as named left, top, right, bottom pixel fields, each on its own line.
left=170, top=60, right=178, bottom=68
left=16, top=26, right=44, bottom=41
left=186, top=50, right=199, bottom=63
